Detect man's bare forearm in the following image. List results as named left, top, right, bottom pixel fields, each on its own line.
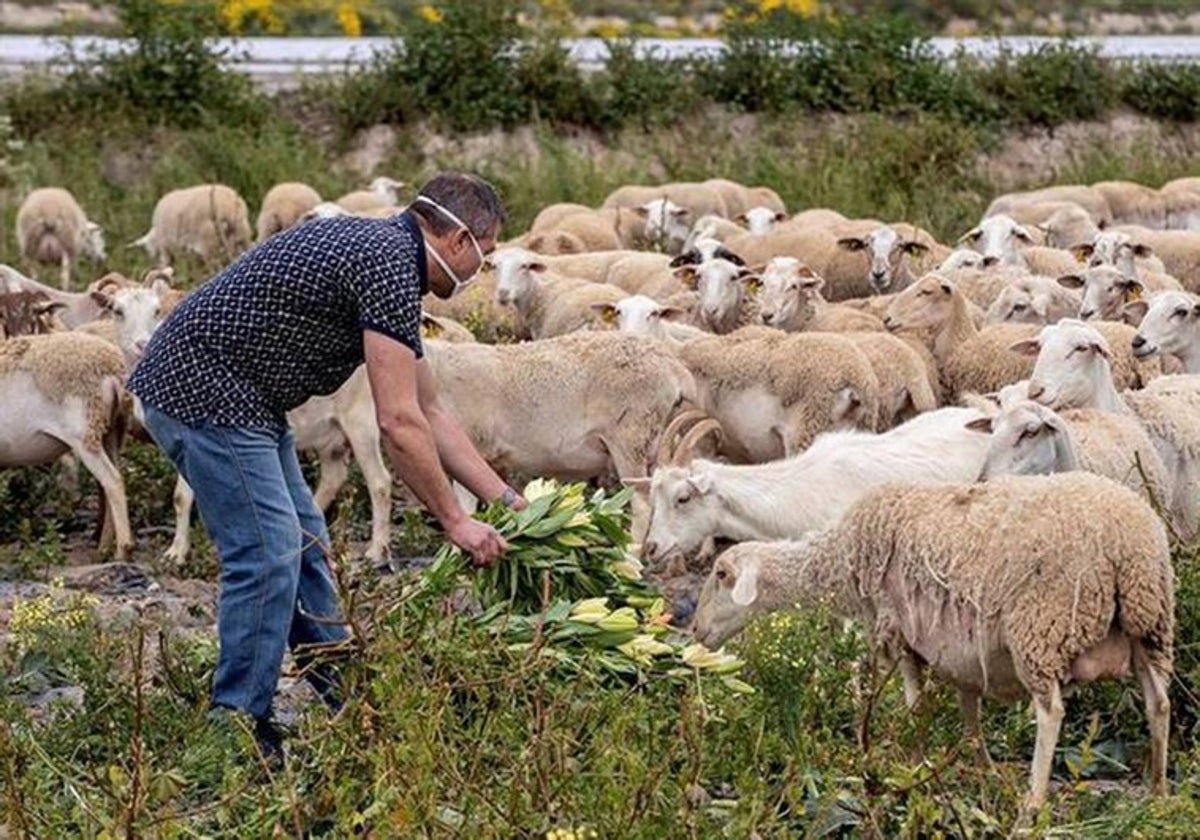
left=426, top=406, right=508, bottom=505
left=380, top=412, right=468, bottom=529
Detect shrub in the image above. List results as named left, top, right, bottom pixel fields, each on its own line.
left=973, top=41, right=1120, bottom=127
left=1123, top=63, right=1200, bottom=123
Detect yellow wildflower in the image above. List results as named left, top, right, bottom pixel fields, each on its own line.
left=417, top=4, right=444, bottom=24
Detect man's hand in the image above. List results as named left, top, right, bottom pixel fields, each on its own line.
left=447, top=517, right=509, bottom=567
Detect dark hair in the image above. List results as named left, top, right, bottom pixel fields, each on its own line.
left=410, top=171, right=506, bottom=239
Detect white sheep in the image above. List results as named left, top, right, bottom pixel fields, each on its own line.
left=131, top=184, right=254, bottom=268
left=734, top=206, right=788, bottom=235
left=1014, top=319, right=1200, bottom=539
left=1073, top=230, right=1168, bottom=278
left=971, top=400, right=1173, bottom=505
left=0, top=332, right=133, bottom=559
left=516, top=229, right=588, bottom=255
left=1104, top=226, right=1200, bottom=292
left=335, top=176, right=406, bottom=213
left=684, top=215, right=744, bottom=248
left=529, top=202, right=594, bottom=231
left=636, top=198, right=693, bottom=253
left=2, top=265, right=131, bottom=329
left=755, top=258, right=884, bottom=332
left=985, top=275, right=1082, bottom=325
left=1093, top=180, right=1167, bottom=228
left=1057, top=265, right=1181, bottom=322
left=256, top=181, right=322, bottom=241
left=1035, top=202, right=1102, bottom=250
left=639, top=406, right=991, bottom=563
left=702, top=178, right=786, bottom=217
left=676, top=257, right=759, bottom=334
left=592, top=294, right=704, bottom=343
left=490, top=247, right=626, bottom=339
left=985, top=184, right=1112, bottom=225
left=692, top=472, right=1173, bottom=812
left=834, top=223, right=948, bottom=294
left=677, top=329, right=880, bottom=462
left=1129, top=291, right=1200, bottom=374
left=0, top=290, right=66, bottom=340
left=76, top=277, right=173, bottom=365
left=15, top=187, right=106, bottom=290
left=1159, top=177, right=1200, bottom=230
left=602, top=182, right=729, bottom=222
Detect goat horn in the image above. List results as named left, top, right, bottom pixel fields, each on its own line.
left=673, top=418, right=723, bottom=466
left=656, top=408, right=708, bottom=465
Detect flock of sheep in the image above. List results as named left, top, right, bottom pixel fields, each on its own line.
left=6, top=171, right=1200, bottom=813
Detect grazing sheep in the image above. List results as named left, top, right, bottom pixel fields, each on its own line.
left=0, top=332, right=132, bottom=559
left=693, top=472, right=1173, bottom=812
left=491, top=247, right=627, bottom=339
left=1058, top=265, right=1181, bottom=322
left=755, top=258, right=885, bottom=332
left=677, top=329, right=880, bottom=461
left=335, top=176, right=406, bottom=213
left=1015, top=319, right=1199, bottom=539
left=985, top=276, right=1082, bottom=325
left=426, top=332, right=699, bottom=541
left=16, top=187, right=106, bottom=290
left=132, top=184, right=253, bottom=268
left=1128, top=291, right=1200, bottom=374
left=256, top=182, right=322, bottom=241
left=640, top=406, right=991, bottom=563
left=971, top=400, right=1172, bottom=505
left=985, top=184, right=1112, bottom=225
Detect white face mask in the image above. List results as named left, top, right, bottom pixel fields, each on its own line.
left=414, top=195, right=486, bottom=298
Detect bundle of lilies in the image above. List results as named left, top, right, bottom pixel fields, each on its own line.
left=423, top=479, right=753, bottom=691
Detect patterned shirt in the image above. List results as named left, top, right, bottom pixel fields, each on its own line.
left=128, top=212, right=428, bottom=430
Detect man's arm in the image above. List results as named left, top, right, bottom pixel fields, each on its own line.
left=364, top=331, right=506, bottom=565
left=414, top=356, right=525, bottom=509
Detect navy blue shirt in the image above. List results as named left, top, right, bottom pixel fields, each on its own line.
left=129, top=212, right=428, bottom=430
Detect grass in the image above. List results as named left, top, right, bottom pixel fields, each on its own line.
left=4, top=93, right=1200, bottom=834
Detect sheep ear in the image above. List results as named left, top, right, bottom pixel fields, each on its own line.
left=715, top=247, right=747, bottom=267
left=481, top=257, right=495, bottom=272
left=1123, top=299, right=1149, bottom=324
left=837, top=237, right=867, bottom=252
left=621, top=477, right=651, bottom=490
left=633, top=206, right=650, bottom=218
left=740, top=274, right=763, bottom=294
left=90, top=289, right=115, bottom=310
left=1119, top=279, right=1145, bottom=303
left=957, top=228, right=981, bottom=245
left=730, top=557, right=761, bottom=607
left=939, top=279, right=954, bottom=295
left=1013, top=225, right=1035, bottom=243
left=1192, top=303, right=1200, bottom=320
left=1057, top=274, right=1085, bottom=290
left=1133, top=243, right=1154, bottom=258
left=964, top=417, right=994, bottom=433
left=658, top=306, right=687, bottom=322
left=1009, top=339, right=1041, bottom=356
left=674, top=266, right=699, bottom=289
left=528, top=262, right=549, bottom=274
left=34, top=300, right=68, bottom=316
left=590, top=302, right=619, bottom=324
left=687, top=473, right=712, bottom=495
left=1071, top=244, right=1094, bottom=263
left=901, top=241, right=929, bottom=256
left=671, top=207, right=690, bottom=219
left=774, top=211, right=787, bottom=222
left=668, top=252, right=699, bottom=269
left=420, top=315, right=444, bottom=338
left=733, top=213, right=748, bottom=225
left=1090, top=340, right=1111, bottom=360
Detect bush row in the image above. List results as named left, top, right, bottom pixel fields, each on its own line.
left=5, top=0, right=1200, bottom=139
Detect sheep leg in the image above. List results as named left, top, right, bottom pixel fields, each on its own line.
left=1133, top=643, right=1171, bottom=797
left=899, top=655, right=924, bottom=710
left=342, top=422, right=394, bottom=563
left=60, top=252, right=71, bottom=291
left=312, top=451, right=350, bottom=513
left=164, top=476, right=194, bottom=565
left=957, top=686, right=994, bottom=770
left=1025, top=683, right=1065, bottom=813
left=603, top=437, right=652, bottom=544
left=75, top=445, right=133, bottom=561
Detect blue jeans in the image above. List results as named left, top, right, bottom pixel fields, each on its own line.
left=143, top=405, right=349, bottom=720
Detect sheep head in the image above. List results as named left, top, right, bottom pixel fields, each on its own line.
left=1130, top=290, right=1200, bottom=361
left=884, top=273, right=956, bottom=332
left=757, top=257, right=823, bottom=328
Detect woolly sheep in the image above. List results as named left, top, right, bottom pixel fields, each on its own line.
left=530, top=202, right=595, bottom=232
left=1073, top=230, right=1169, bottom=278
left=16, top=187, right=106, bottom=290
left=685, top=215, right=744, bottom=248
left=1058, top=265, right=1181, bottom=322
left=602, top=182, right=729, bottom=222
left=517, top=229, right=588, bottom=255
left=835, top=223, right=949, bottom=294
left=844, top=331, right=939, bottom=428
left=734, top=206, right=788, bottom=235
left=1, top=265, right=129, bottom=329
left=985, top=275, right=1082, bottom=325
left=639, top=405, right=991, bottom=563
left=1093, top=180, right=1167, bottom=228
left=0, top=291, right=66, bottom=340
left=1014, top=319, right=1199, bottom=539
left=256, top=182, right=322, bottom=241
left=592, top=294, right=705, bottom=343
left=0, top=332, right=132, bottom=558
left=1128, top=291, right=1200, bottom=374
left=1159, top=178, right=1200, bottom=230
left=971, top=400, right=1172, bottom=505
left=958, top=214, right=1044, bottom=266
left=132, top=184, right=253, bottom=268
left=1105, top=226, right=1200, bottom=292
left=787, top=208, right=846, bottom=228
left=693, top=473, right=1173, bottom=812
left=675, top=257, right=759, bottom=334
left=703, top=178, right=785, bottom=217
left=677, top=329, right=880, bottom=461
left=985, top=184, right=1112, bottom=225
left=755, top=258, right=885, bottom=332
left=1035, top=202, right=1102, bottom=250
left=425, top=332, right=698, bottom=541
left=491, top=247, right=626, bottom=339
left=77, top=278, right=173, bottom=365
left=540, top=209, right=624, bottom=251
left=335, top=176, right=405, bottom=213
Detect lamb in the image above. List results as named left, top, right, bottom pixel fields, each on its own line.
left=335, top=176, right=406, bottom=213
left=755, top=258, right=885, bottom=332
left=15, top=187, right=106, bottom=290
left=425, top=332, right=698, bottom=541
left=885, top=274, right=1157, bottom=400
left=1057, top=265, right=1181, bottom=322
left=491, top=247, right=627, bottom=339
left=639, top=406, right=991, bottom=563
left=256, top=181, right=323, bottom=241
left=676, top=329, right=880, bottom=461
left=1014, top=319, right=1200, bottom=539
left=692, top=473, right=1173, bottom=812
left=131, top=184, right=253, bottom=268
left=971, top=400, right=1173, bottom=505
left=0, top=332, right=133, bottom=559
left=1128, top=291, right=1200, bottom=373
left=985, top=276, right=1082, bottom=325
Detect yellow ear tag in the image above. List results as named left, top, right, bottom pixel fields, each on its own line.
left=1124, top=285, right=1143, bottom=303
left=422, top=320, right=443, bottom=338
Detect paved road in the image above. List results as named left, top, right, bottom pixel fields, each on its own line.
left=4, top=34, right=1200, bottom=89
